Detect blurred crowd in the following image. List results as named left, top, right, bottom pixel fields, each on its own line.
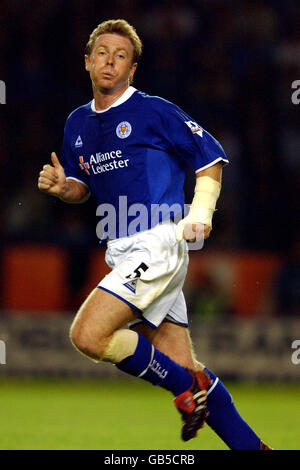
left=0, top=0, right=299, bottom=315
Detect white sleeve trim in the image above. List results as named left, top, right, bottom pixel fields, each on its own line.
left=195, top=157, right=229, bottom=174
left=66, top=176, right=90, bottom=190
left=207, top=377, right=219, bottom=396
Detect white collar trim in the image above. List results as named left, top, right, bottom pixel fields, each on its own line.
left=91, top=86, right=136, bottom=113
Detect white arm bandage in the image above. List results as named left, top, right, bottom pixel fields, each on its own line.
left=176, top=176, right=221, bottom=242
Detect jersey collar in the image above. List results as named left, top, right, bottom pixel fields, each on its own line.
left=90, top=86, right=136, bottom=114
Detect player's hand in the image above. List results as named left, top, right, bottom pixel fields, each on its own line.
left=184, top=223, right=211, bottom=241
left=38, top=152, right=67, bottom=197
left=176, top=220, right=212, bottom=242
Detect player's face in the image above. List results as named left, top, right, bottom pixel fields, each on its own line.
left=85, top=33, right=137, bottom=94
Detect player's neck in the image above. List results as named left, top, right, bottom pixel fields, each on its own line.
left=93, top=84, right=129, bottom=111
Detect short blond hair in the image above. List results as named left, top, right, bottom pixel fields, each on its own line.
left=86, top=19, right=143, bottom=63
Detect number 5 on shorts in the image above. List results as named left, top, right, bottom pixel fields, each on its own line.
left=125, top=262, right=149, bottom=280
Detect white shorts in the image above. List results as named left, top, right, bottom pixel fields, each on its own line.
left=97, top=221, right=189, bottom=329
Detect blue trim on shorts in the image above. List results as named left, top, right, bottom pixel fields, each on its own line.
left=129, top=314, right=189, bottom=330
left=97, top=286, right=143, bottom=314
left=128, top=315, right=158, bottom=330
left=166, top=314, right=189, bottom=328
left=137, top=314, right=157, bottom=329
left=128, top=319, right=144, bottom=329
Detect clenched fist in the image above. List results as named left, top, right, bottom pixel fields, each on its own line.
left=176, top=220, right=212, bottom=242
left=38, top=152, right=67, bottom=197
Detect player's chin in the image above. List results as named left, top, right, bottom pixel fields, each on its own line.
left=94, top=77, right=115, bottom=91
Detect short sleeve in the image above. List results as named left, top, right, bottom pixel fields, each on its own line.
left=60, top=120, right=90, bottom=190
left=159, top=104, right=229, bottom=172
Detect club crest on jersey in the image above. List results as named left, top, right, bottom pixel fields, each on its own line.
left=116, top=121, right=132, bottom=139
left=184, top=121, right=203, bottom=137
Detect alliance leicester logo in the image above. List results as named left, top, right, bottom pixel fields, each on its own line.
left=79, top=156, right=90, bottom=175
left=116, top=121, right=132, bottom=139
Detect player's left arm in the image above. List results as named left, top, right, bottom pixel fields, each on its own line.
left=176, top=162, right=222, bottom=242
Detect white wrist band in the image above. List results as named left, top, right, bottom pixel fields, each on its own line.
left=176, top=176, right=221, bottom=241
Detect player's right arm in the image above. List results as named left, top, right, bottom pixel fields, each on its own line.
left=38, top=152, right=89, bottom=203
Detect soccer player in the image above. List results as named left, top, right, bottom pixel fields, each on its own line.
left=38, top=19, right=272, bottom=450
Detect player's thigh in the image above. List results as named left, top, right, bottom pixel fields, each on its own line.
left=71, top=287, right=138, bottom=342
left=132, top=320, right=204, bottom=370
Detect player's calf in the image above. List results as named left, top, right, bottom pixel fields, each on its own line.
left=203, top=367, right=273, bottom=450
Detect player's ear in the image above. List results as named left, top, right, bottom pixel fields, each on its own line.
left=129, top=62, right=137, bottom=81
left=85, top=54, right=91, bottom=71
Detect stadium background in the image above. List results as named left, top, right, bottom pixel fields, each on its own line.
left=0, top=0, right=299, bottom=450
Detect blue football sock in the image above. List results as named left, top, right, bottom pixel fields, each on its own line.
left=204, top=367, right=261, bottom=450
left=117, top=333, right=193, bottom=396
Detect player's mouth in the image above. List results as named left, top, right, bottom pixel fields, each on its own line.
left=102, top=72, right=115, bottom=79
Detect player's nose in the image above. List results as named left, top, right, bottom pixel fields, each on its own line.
left=106, top=54, right=114, bottom=66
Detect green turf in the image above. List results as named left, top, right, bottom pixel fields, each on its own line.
left=0, top=377, right=298, bottom=450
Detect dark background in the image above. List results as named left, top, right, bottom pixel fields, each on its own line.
left=0, top=0, right=299, bottom=316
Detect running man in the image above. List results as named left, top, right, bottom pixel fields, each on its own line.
left=38, top=19, right=272, bottom=449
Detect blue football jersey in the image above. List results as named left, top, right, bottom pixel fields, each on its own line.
left=60, top=87, right=229, bottom=239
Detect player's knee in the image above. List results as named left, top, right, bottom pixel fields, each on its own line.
left=69, top=321, right=139, bottom=364
left=69, top=322, right=91, bottom=355
left=69, top=321, right=106, bottom=361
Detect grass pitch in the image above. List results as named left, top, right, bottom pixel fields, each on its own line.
left=0, top=378, right=298, bottom=450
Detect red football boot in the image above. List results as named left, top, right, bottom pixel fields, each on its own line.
left=174, top=368, right=212, bottom=441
